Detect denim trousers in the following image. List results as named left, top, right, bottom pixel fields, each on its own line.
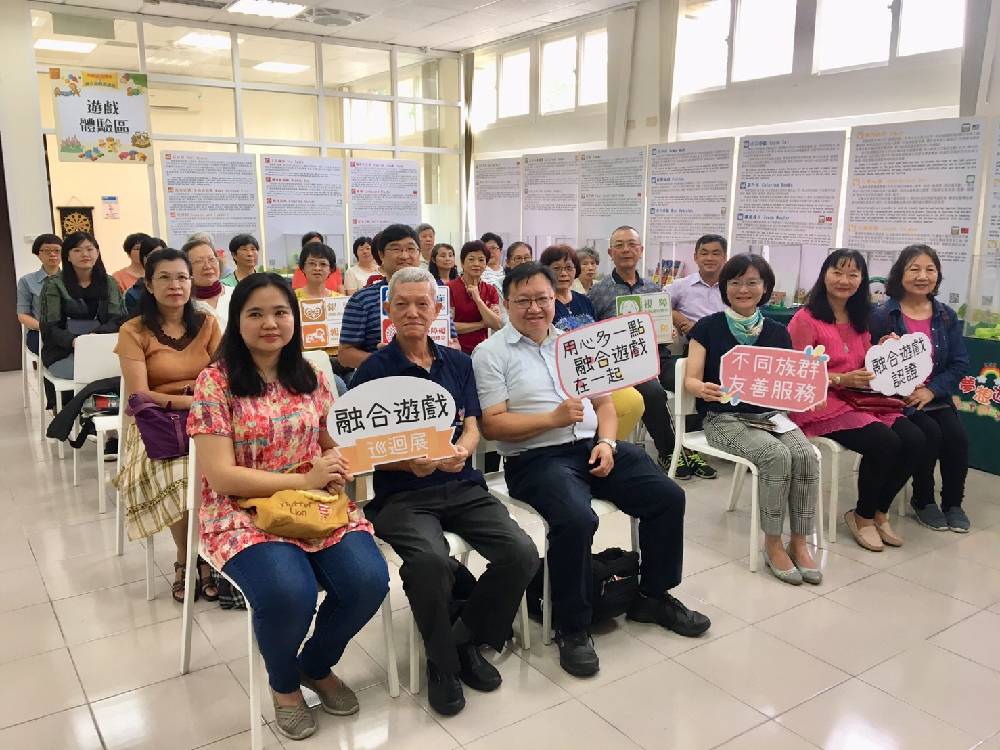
left=223, top=531, right=389, bottom=693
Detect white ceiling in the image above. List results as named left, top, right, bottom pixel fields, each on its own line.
left=45, top=0, right=628, bottom=52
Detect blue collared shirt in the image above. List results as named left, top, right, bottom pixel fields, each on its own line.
left=587, top=269, right=662, bottom=321
left=341, top=279, right=457, bottom=354
left=350, top=336, right=485, bottom=499
left=16, top=268, right=51, bottom=319
left=472, top=322, right=597, bottom=456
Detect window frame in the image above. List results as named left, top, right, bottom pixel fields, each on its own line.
left=498, top=47, right=531, bottom=120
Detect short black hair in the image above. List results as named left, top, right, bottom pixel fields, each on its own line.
left=804, top=249, right=871, bottom=333
left=480, top=232, right=503, bottom=250
left=374, top=224, right=417, bottom=264
left=352, top=236, right=372, bottom=259
left=695, top=234, right=727, bottom=253
left=539, top=244, right=580, bottom=277
left=138, top=236, right=166, bottom=267
left=123, top=232, right=151, bottom=255
left=301, top=231, right=324, bottom=246
left=32, top=233, right=62, bottom=255
left=297, top=242, right=337, bottom=271
left=507, top=241, right=533, bottom=262
left=229, top=234, right=259, bottom=257
left=718, top=254, right=775, bottom=307
left=215, top=273, right=318, bottom=397
left=460, top=240, right=489, bottom=264
left=886, top=244, right=941, bottom=299
left=502, top=261, right=555, bottom=300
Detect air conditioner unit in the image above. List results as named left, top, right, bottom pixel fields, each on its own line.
left=148, top=88, right=202, bottom=112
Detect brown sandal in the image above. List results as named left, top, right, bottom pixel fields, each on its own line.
left=197, top=557, right=219, bottom=602
left=172, top=561, right=198, bottom=604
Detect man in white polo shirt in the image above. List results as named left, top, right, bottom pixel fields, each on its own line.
left=472, top=262, right=710, bottom=679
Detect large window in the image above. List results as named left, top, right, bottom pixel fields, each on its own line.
left=814, top=0, right=891, bottom=71
left=673, top=0, right=731, bottom=95
left=578, top=30, right=608, bottom=106
left=499, top=49, right=530, bottom=118
left=540, top=36, right=578, bottom=114
left=471, top=52, right=497, bottom=131
left=898, top=0, right=966, bottom=56
left=732, top=0, right=796, bottom=81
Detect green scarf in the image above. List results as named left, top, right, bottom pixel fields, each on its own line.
left=724, top=306, right=764, bottom=345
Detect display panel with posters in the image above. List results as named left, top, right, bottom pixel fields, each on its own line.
left=733, top=131, right=845, bottom=306
left=965, top=121, right=1000, bottom=338
left=474, top=158, right=521, bottom=249
left=50, top=67, right=152, bottom=164
left=162, top=151, right=260, bottom=251
left=261, top=155, right=345, bottom=275
left=844, top=117, right=987, bottom=307
left=348, top=158, right=421, bottom=241
left=522, top=152, right=580, bottom=252
left=577, top=147, right=646, bottom=277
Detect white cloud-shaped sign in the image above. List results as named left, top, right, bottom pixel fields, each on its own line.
left=865, top=333, right=933, bottom=396
left=328, top=376, right=456, bottom=446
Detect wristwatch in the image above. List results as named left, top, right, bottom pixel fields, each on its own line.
left=832, top=374, right=842, bottom=386
left=596, top=437, right=618, bottom=454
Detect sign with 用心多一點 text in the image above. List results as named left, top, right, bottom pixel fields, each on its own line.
left=719, top=345, right=829, bottom=412
left=328, top=376, right=458, bottom=473
left=555, top=313, right=660, bottom=399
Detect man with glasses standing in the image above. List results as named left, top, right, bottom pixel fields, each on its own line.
left=473, top=262, right=709, bottom=678
left=588, top=226, right=717, bottom=480
left=338, top=224, right=457, bottom=373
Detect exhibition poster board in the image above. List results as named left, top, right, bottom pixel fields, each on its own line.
left=578, top=147, right=646, bottom=275
left=844, top=118, right=986, bottom=306
left=261, top=155, right=345, bottom=275
left=348, top=158, right=421, bottom=241
left=522, top=152, right=580, bottom=250
left=474, top=158, right=522, bottom=249
left=162, top=151, right=260, bottom=251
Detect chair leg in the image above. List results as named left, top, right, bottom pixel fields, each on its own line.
left=827, top=451, right=840, bottom=544
left=145, top=536, right=156, bottom=601
left=38, top=369, right=45, bottom=442
left=541, top=553, right=552, bottom=646
left=95, top=431, right=105, bottom=505
left=518, top=594, right=531, bottom=650
left=629, top=517, right=639, bottom=555
left=380, top=595, right=400, bottom=698
left=408, top=611, right=420, bottom=694
left=248, top=606, right=264, bottom=750
left=897, top=482, right=908, bottom=518
left=728, top=466, right=746, bottom=511
left=179, top=517, right=200, bottom=673
left=815, top=452, right=826, bottom=549
left=748, top=471, right=760, bottom=573
left=55, top=390, right=65, bottom=460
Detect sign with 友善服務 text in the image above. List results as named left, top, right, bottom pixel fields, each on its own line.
left=328, top=376, right=458, bottom=473
left=865, top=333, right=933, bottom=396
left=719, top=345, right=829, bottom=412
left=555, top=313, right=660, bottom=398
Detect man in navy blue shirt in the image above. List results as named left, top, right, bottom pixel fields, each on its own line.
left=351, top=266, right=537, bottom=718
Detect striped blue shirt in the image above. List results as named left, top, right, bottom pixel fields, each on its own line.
left=340, top=279, right=458, bottom=353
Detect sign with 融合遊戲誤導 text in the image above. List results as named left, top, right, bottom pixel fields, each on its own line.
left=327, top=376, right=458, bottom=473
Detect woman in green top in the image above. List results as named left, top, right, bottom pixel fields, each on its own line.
left=221, top=233, right=260, bottom=287
left=40, top=231, right=126, bottom=379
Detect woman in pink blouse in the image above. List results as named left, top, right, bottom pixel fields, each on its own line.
left=188, top=273, right=388, bottom=742
left=788, top=250, right=931, bottom=553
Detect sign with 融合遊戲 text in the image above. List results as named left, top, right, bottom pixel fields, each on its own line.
left=865, top=333, right=933, bottom=396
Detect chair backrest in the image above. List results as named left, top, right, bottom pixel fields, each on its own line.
left=302, top=349, right=336, bottom=391
left=73, top=333, right=121, bottom=383
left=673, top=357, right=698, bottom=421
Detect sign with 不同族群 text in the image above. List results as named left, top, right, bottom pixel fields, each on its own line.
left=865, top=333, right=933, bottom=396
left=555, top=313, right=660, bottom=399
left=300, top=297, right=348, bottom=350
left=719, top=345, right=829, bottom=412
left=51, top=68, right=151, bottom=164
left=327, top=376, right=457, bottom=473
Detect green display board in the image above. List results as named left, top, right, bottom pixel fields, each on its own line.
left=953, top=336, right=1000, bottom=475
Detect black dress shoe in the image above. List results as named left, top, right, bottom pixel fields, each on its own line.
left=456, top=642, right=501, bottom=692
left=626, top=592, right=711, bottom=637
left=427, top=660, right=465, bottom=716
left=555, top=629, right=600, bottom=677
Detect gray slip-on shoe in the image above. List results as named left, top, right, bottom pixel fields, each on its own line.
left=911, top=501, right=949, bottom=531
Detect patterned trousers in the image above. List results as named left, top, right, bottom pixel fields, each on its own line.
left=702, top=412, right=818, bottom=536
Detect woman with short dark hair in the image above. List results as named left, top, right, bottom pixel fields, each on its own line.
left=344, top=236, right=379, bottom=294
left=685, top=254, right=821, bottom=584
left=222, top=234, right=260, bottom=287
left=789, top=250, right=931, bottom=552
left=870, top=244, right=970, bottom=532
left=449, top=241, right=502, bottom=354
left=17, top=233, right=62, bottom=356
left=189, top=273, right=387, bottom=740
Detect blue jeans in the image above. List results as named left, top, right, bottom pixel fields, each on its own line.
left=222, top=531, right=389, bottom=693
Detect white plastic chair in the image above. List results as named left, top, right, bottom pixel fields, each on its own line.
left=669, top=358, right=825, bottom=571
left=179, top=442, right=400, bottom=750
left=21, top=325, right=40, bottom=410
left=811, top=437, right=904, bottom=543
left=303, top=349, right=336, bottom=387
left=113, top=379, right=157, bottom=601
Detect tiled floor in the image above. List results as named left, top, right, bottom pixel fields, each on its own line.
left=4, top=370, right=1000, bottom=749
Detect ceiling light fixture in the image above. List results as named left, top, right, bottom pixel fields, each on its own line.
left=176, top=32, right=232, bottom=51
left=252, top=61, right=309, bottom=73
left=227, top=0, right=306, bottom=19
left=147, top=55, right=192, bottom=67
left=34, top=39, right=97, bottom=54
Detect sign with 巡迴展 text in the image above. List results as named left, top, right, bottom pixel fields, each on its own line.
left=328, top=377, right=458, bottom=473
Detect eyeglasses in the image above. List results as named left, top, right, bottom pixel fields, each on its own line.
left=549, top=264, right=575, bottom=274
left=304, top=260, right=330, bottom=270
left=726, top=279, right=763, bottom=289
left=384, top=245, right=419, bottom=256
left=153, top=273, right=192, bottom=284
left=509, top=295, right=554, bottom=310
left=610, top=241, right=641, bottom=251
